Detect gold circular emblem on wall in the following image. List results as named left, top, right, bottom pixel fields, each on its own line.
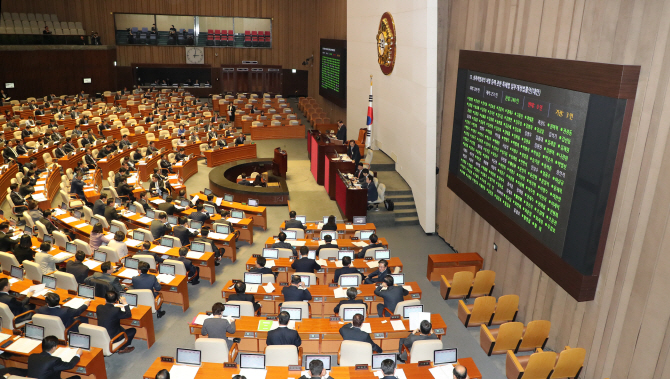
left=376, top=12, right=396, bottom=75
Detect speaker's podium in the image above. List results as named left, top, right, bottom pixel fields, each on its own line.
left=308, top=130, right=347, bottom=185
left=273, top=147, right=287, bottom=177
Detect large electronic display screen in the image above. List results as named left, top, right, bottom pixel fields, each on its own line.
left=448, top=51, right=640, bottom=301
left=319, top=39, right=346, bottom=108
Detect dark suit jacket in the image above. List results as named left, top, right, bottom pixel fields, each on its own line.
left=139, top=249, right=164, bottom=264
left=10, top=191, right=25, bottom=207
left=92, top=199, right=105, bottom=216
left=53, top=147, right=66, bottom=159
left=38, top=217, right=57, bottom=234
left=173, top=225, right=196, bottom=247
left=0, top=231, right=16, bottom=252
left=281, top=285, right=312, bottom=302
left=104, top=205, right=119, bottom=225
left=36, top=303, right=87, bottom=328
left=157, top=202, right=176, bottom=216
left=27, top=351, right=81, bottom=379
left=336, top=124, right=347, bottom=142
left=266, top=326, right=301, bottom=347
left=367, top=181, right=378, bottom=202
left=333, top=266, right=363, bottom=284
left=150, top=220, right=171, bottom=240
left=347, top=145, right=361, bottom=165
left=250, top=267, right=274, bottom=276
left=228, top=293, right=259, bottom=308
left=374, top=285, right=409, bottom=316
left=3, top=146, right=18, bottom=161
left=315, top=242, right=338, bottom=257
left=131, top=273, right=161, bottom=294
left=285, top=219, right=306, bottom=230
left=66, top=260, right=89, bottom=284
left=70, top=178, right=86, bottom=200
left=322, top=223, right=337, bottom=231
left=96, top=303, right=132, bottom=339
left=357, top=242, right=385, bottom=259
left=176, top=256, right=196, bottom=276
left=83, top=154, right=96, bottom=167
left=13, top=246, right=34, bottom=264
left=0, top=291, right=30, bottom=315
left=188, top=211, right=210, bottom=222
left=149, top=180, right=167, bottom=196
left=339, top=323, right=382, bottom=353
left=366, top=267, right=390, bottom=283
left=291, top=257, right=321, bottom=273
left=333, top=298, right=367, bottom=314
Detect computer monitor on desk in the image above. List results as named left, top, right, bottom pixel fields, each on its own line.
left=239, top=353, right=265, bottom=370
left=25, top=324, right=44, bottom=341
left=109, top=224, right=120, bottom=234
left=390, top=274, right=404, bottom=285
left=320, top=231, right=337, bottom=240
left=295, top=215, right=306, bottom=224
left=359, top=230, right=374, bottom=240
left=160, top=237, right=174, bottom=248
left=215, top=224, right=230, bottom=235
left=244, top=272, right=262, bottom=284
left=176, top=348, right=201, bottom=366
left=282, top=229, right=297, bottom=240
left=120, top=292, right=138, bottom=307
left=231, top=210, right=244, bottom=219
left=248, top=199, right=259, bottom=207
left=159, top=264, right=175, bottom=276
left=124, top=257, right=139, bottom=270
left=78, top=284, right=95, bottom=299
left=203, top=188, right=213, bottom=196
left=191, top=241, right=205, bottom=253
left=68, top=332, right=91, bottom=350
left=372, top=353, right=396, bottom=369
left=353, top=216, right=367, bottom=225
left=262, top=248, right=278, bottom=259
left=190, top=220, right=203, bottom=230
left=168, top=215, right=178, bottom=225
left=434, top=348, right=458, bottom=366
left=375, top=249, right=390, bottom=260
left=203, top=204, right=215, bottom=215
left=338, top=250, right=355, bottom=260
left=222, top=304, right=241, bottom=319
left=280, top=307, right=303, bottom=321
left=304, top=355, right=331, bottom=370
left=146, top=209, right=156, bottom=219
left=403, top=305, right=424, bottom=319
left=322, top=216, right=332, bottom=224
left=224, top=194, right=234, bottom=202
left=93, top=251, right=107, bottom=262
left=339, top=274, right=361, bottom=287
left=342, top=307, right=366, bottom=321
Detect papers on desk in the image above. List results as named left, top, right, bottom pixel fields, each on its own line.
left=193, top=314, right=213, bottom=325
left=375, top=368, right=407, bottom=379
left=215, top=197, right=223, bottom=206
left=61, top=216, right=79, bottom=224
left=317, top=222, right=324, bottom=230
left=186, top=251, right=204, bottom=259
left=36, top=180, right=46, bottom=185
left=156, top=274, right=175, bottom=284
left=8, top=278, right=19, bottom=284
left=124, top=238, right=142, bottom=247
left=53, top=252, right=74, bottom=261
left=345, top=224, right=354, bottom=230
left=264, top=260, right=275, bottom=269
left=257, top=320, right=273, bottom=331
left=316, top=259, right=328, bottom=266
left=174, top=205, right=185, bottom=211
left=429, top=364, right=455, bottom=379
left=262, top=283, right=275, bottom=293
left=34, top=186, right=45, bottom=192
left=367, top=261, right=379, bottom=268
left=238, top=368, right=267, bottom=379
left=5, top=337, right=41, bottom=354
left=246, top=284, right=260, bottom=293
left=137, top=216, right=154, bottom=224
left=151, top=245, right=171, bottom=254
left=352, top=241, right=369, bottom=247
left=21, top=284, right=51, bottom=298
left=117, top=268, right=139, bottom=278
left=332, top=287, right=348, bottom=298
left=391, top=320, right=406, bottom=331
left=186, top=228, right=199, bottom=234
left=334, top=261, right=343, bottom=268
left=151, top=199, right=166, bottom=204
left=402, top=285, right=413, bottom=292
left=168, top=175, right=178, bottom=180
left=226, top=217, right=242, bottom=224
left=360, top=323, right=372, bottom=334
left=207, top=232, right=228, bottom=240
left=0, top=333, right=11, bottom=345
left=273, top=239, right=305, bottom=247
left=122, top=211, right=136, bottom=217
left=83, top=259, right=102, bottom=269
left=9, top=234, right=20, bottom=241
left=103, top=233, right=115, bottom=241
left=409, top=312, right=431, bottom=331
left=169, top=364, right=200, bottom=379
left=318, top=240, right=337, bottom=246
left=31, top=193, right=48, bottom=202
left=52, top=208, right=66, bottom=216
left=52, top=347, right=79, bottom=362
left=64, top=297, right=88, bottom=309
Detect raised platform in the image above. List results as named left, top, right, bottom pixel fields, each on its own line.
left=208, top=158, right=289, bottom=205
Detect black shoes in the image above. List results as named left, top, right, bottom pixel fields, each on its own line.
left=157, top=310, right=166, bottom=318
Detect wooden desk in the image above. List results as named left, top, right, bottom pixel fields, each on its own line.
left=202, top=143, right=257, bottom=168
left=98, top=147, right=135, bottom=176
left=174, top=155, right=198, bottom=182
left=33, top=167, right=61, bottom=211
left=273, top=147, right=287, bottom=178
left=188, top=311, right=440, bottom=354
left=17, top=144, right=57, bottom=168
left=191, top=192, right=268, bottom=230
left=250, top=123, right=304, bottom=140
left=264, top=237, right=388, bottom=254
left=426, top=252, right=484, bottom=281
left=137, top=153, right=162, bottom=181
left=277, top=222, right=377, bottom=240
left=326, top=153, right=356, bottom=200
left=308, top=130, right=347, bottom=185
left=336, top=171, right=368, bottom=221
left=0, top=163, right=18, bottom=204
left=221, top=280, right=418, bottom=318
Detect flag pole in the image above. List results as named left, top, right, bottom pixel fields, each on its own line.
left=366, top=75, right=373, bottom=149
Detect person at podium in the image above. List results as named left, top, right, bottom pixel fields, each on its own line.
left=347, top=140, right=361, bottom=166
left=336, top=120, right=347, bottom=142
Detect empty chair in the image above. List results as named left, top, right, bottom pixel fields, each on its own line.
left=133, top=228, right=154, bottom=242
left=23, top=260, right=43, bottom=281
left=98, top=246, right=121, bottom=263
left=402, top=339, right=444, bottom=364
left=470, top=270, right=496, bottom=298
left=440, top=271, right=474, bottom=300
left=92, top=215, right=109, bottom=229
left=0, top=252, right=20, bottom=273
left=111, top=220, right=128, bottom=235
left=164, top=259, right=187, bottom=277
left=0, top=302, right=31, bottom=329
left=550, top=347, right=586, bottom=379
left=338, top=341, right=372, bottom=366
left=518, top=320, right=551, bottom=352
left=195, top=338, right=238, bottom=363
left=491, top=294, right=519, bottom=325
left=394, top=299, right=421, bottom=318
left=73, top=239, right=92, bottom=257
left=286, top=228, right=304, bottom=239
left=265, top=345, right=301, bottom=366
left=82, top=206, right=93, bottom=222
left=480, top=321, right=524, bottom=356
left=32, top=314, right=75, bottom=341
left=79, top=324, right=128, bottom=356
left=505, top=350, right=556, bottom=379
left=458, top=296, right=496, bottom=327
left=281, top=301, right=311, bottom=319
left=277, top=248, right=293, bottom=258
left=54, top=271, right=78, bottom=291
left=53, top=231, right=69, bottom=249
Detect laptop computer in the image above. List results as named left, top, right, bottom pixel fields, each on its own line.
left=93, top=251, right=107, bottom=262
left=320, top=231, right=337, bottom=240
left=159, top=264, right=175, bottom=276
left=222, top=304, right=241, bottom=319
left=124, top=257, right=139, bottom=270
left=43, top=235, right=54, bottom=244
left=90, top=217, right=99, bottom=226
left=375, top=249, right=390, bottom=260
left=168, top=215, right=178, bottom=224
left=359, top=230, right=374, bottom=240
left=68, top=332, right=91, bottom=350
left=403, top=305, right=424, bottom=319
left=10, top=266, right=23, bottom=280
left=338, top=250, right=355, bottom=260
left=372, top=353, right=396, bottom=369
left=248, top=199, right=259, bottom=207
left=128, top=204, right=137, bottom=213
left=42, top=275, right=56, bottom=290
left=191, top=241, right=205, bottom=253
left=203, top=188, right=213, bottom=196
left=215, top=224, right=230, bottom=235
left=283, top=230, right=297, bottom=240
left=307, top=250, right=316, bottom=260
left=78, top=284, right=95, bottom=299
left=295, top=215, right=306, bottom=224
left=280, top=307, right=302, bottom=321
left=132, top=230, right=145, bottom=242
left=160, top=237, right=174, bottom=248
left=304, top=355, right=331, bottom=370
left=239, top=353, right=265, bottom=370
left=146, top=209, right=156, bottom=219
left=390, top=274, right=405, bottom=285
left=65, top=242, right=77, bottom=254
left=262, top=248, right=278, bottom=259
left=299, top=275, right=311, bottom=287
left=353, top=216, right=367, bottom=225
left=223, top=194, right=234, bottom=202
left=109, top=224, right=120, bottom=234
left=176, top=348, right=201, bottom=366
left=339, top=275, right=361, bottom=287
left=244, top=272, right=262, bottom=284
left=120, top=292, right=138, bottom=307
left=203, top=205, right=215, bottom=215
left=190, top=220, right=203, bottom=230
left=231, top=210, right=244, bottom=219
left=434, top=348, right=458, bottom=366
left=342, top=307, right=366, bottom=322
left=24, top=324, right=44, bottom=341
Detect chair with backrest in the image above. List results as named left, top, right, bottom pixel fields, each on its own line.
left=22, top=211, right=35, bottom=229
left=126, top=289, right=162, bottom=314
left=363, top=246, right=386, bottom=259
left=265, top=345, right=302, bottom=366
left=440, top=271, right=474, bottom=300
left=518, top=320, right=551, bottom=353
left=470, top=270, right=496, bottom=298
left=133, top=254, right=156, bottom=270
left=73, top=239, right=92, bottom=257
left=277, top=248, right=293, bottom=258
left=54, top=271, right=78, bottom=292
left=92, top=215, right=109, bottom=229
left=0, top=302, right=32, bottom=330
left=393, top=299, right=422, bottom=318
left=458, top=296, right=496, bottom=327
left=281, top=301, right=311, bottom=319
left=132, top=201, right=146, bottom=215
left=480, top=321, right=524, bottom=356
left=338, top=341, right=372, bottom=366
left=505, top=350, right=556, bottom=379
left=403, top=339, right=444, bottom=364
left=549, top=347, right=586, bottom=379
left=23, top=260, right=43, bottom=280
left=286, top=228, right=304, bottom=239
left=261, top=274, right=275, bottom=284
left=79, top=323, right=128, bottom=357
left=0, top=252, right=19, bottom=274
left=134, top=228, right=154, bottom=242
left=53, top=231, right=69, bottom=249
left=60, top=190, right=83, bottom=209
left=82, top=206, right=93, bottom=222
left=319, top=248, right=338, bottom=260
left=195, top=338, right=238, bottom=363
left=337, top=303, right=367, bottom=318
left=111, top=220, right=128, bottom=235
left=491, top=294, right=519, bottom=325
left=32, top=314, right=78, bottom=342
left=162, top=236, right=181, bottom=248
left=98, top=246, right=121, bottom=263
left=164, top=259, right=188, bottom=277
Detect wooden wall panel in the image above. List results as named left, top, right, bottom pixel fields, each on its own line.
left=436, top=1, right=670, bottom=378
left=4, top=0, right=346, bottom=122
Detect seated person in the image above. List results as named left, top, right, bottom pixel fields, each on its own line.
left=195, top=227, right=220, bottom=264
left=315, top=234, right=337, bottom=256
left=228, top=281, right=260, bottom=312
left=356, top=233, right=384, bottom=259
left=150, top=213, right=171, bottom=240
left=249, top=256, right=274, bottom=277
left=333, top=256, right=364, bottom=284
left=85, top=261, right=125, bottom=293
left=282, top=275, right=312, bottom=302
left=0, top=277, right=34, bottom=318
left=339, top=313, right=382, bottom=353
left=27, top=336, right=83, bottom=379
left=271, top=231, right=296, bottom=256
left=378, top=359, right=400, bottom=379
left=66, top=251, right=90, bottom=284
left=398, top=320, right=439, bottom=361
left=374, top=275, right=409, bottom=317
left=131, top=262, right=165, bottom=318
left=174, top=217, right=198, bottom=247
left=138, top=241, right=164, bottom=264
left=291, top=246, right=321, bottom=273
left=299, top=359, right=334, bottom=379
left=38, top=210, right=58, bottom=234
left=333, top=286, right=367, bottom=315
left=188, top=204, right=210, bottom=222
left=13, top=235, right=35, bottom=265
left=157, top=196, right=177, bottom=215
left=266, top=310, right=301, bottom=347
left=36, top=292, right=90, bottom=333
left=107, top=231, right=129, bottom=261
left=322, top=215, right=338, bottom=231
left=364, top=259, right=389, bottom=285
left=285, top=211, right=306, bottom=230
left=201, top=302, right=236, bottom=349
left=96, top=291, right=136, bottom=354
left=177, top=246, right=200, bottom=285
left=36, top=242, right=69, bottom=274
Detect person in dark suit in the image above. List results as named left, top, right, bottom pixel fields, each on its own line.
left=357, top=233, right=384, bottom=259
left=315, top=234, right=338, bottom=257
left=38, top=211, right=58, bottom=235
left=359, top=169, right=370, bottom=187
left=114, top=168, right=129, bottom=187
left=176, top=247, right=199, bottom=285
left=173, top=217, right=197, bottom=247
left=195, top=227, right=220, bottom=263
left=0, top=277, right=33, bottom=316
left=159, top=155, right=174, bottom=174
left=66, top=251, right=91, bottom=284
left=3, top=139, right=19, bottom=163
left=285, top=211, right=306, bottom=230
left=92, top=194, right=107, bottom=216
left=119, top=135, right=132, bottom=149
left=150, top=213, right=171, bottom=240
left=137, top=192, right=151, bottom=213
left=336, top=120, right=347, bottom=142
left=27, top=336, right=83, bottom=379
left=188, top=204, right=210, bottom=222
left=145, top=115, right=155, bottom=123
left=364, top=259, right=389, bottom=285
left=374, top=275, right=409, bottom=317
left=36, top=292, right=90, bottom=332
left=334, top=286, right=367, bottom=314
left=366, top=175, right=378, bottom=204
left=322, top=215, right=338, bottom=231
left=282, top=275, right=312, bottom=302
left=70, top=172, right=89, bottom=205
left=86, top=262, right=125, bottom=293
left=18, top=178, right=34, bottom=197
left=139, top=241, right=164, bottom=265
left=84, top=148, right=98, bottom=170
left=13, top=235, right=35, bottom=265
left=227, top=104, right=237, bottom=122
left=339, top=313, right=382, bottom=353
left=228, top=281, right=260, bottom=312
left=266, top=311, right=301, bottom=347
left=103, top=197, right=119, bottom=226
left=15, top=139, right=30, bottom=155
left=300, top=359, right=334, bottom=379
left=398, top=320, right=439, bottom=361
left=62, top=137, right=76, bottom=153
left=249, top=256, right=274, bottom=277
left=96, top=291, right=136, bottom=354
left=9, top=183, right=27, bottom=217
left=333, top=256, right=364, bottom=285
left=234, top=134, right=245, bottom=146
left=291, top=246, right=321, bottom=273
left=271, top=231, right=296, bottom=256
left=238, top=174, right=252, bottom=186
left=149, top=175, right=167, bottom=198
left=53, top=141, right=66, bottom=159
left=347, top=140, right=362, bottom=166
left=132, top=262, right=166, bottom=318
left=0, top=222, right=18, bottom=251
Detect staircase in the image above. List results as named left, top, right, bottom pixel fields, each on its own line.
left=366, top=153, right=420, bottom=227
